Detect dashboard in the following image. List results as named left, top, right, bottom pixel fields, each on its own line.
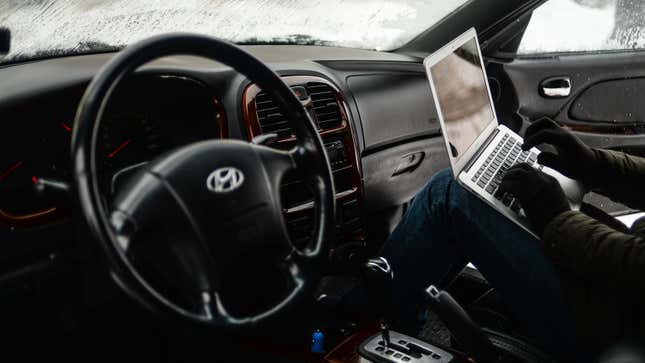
left=0, top=46, right=448, bottom=261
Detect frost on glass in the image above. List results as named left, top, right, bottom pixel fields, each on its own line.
left=519, top=0, right=645, bottom=54
left=0, top=0, right=467, bottom=64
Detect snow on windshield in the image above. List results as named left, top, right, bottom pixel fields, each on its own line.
left=0, top=0, right=467, bottom=63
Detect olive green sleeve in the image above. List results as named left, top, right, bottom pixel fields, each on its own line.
left=542, top=210, right=645, bottom=290
left=592, top=149, right=645, bottom=210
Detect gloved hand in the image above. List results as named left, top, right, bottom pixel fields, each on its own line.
left=500, top=163, right=570, bottom=236
left=522, top=117, right=598, bottom=187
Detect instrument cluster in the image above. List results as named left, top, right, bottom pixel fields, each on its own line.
left=0, top=75, right=226, bottom=228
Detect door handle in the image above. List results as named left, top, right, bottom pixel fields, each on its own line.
left=392, top=152, right=425, bottom=176
left=540, top=76, right=571, bottom=98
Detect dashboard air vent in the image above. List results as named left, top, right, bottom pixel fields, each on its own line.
left=255, top=91, right=292, bottom=138
left=306, top=83, right=343, bottom=130
left=254, top=82, right=343, bottom=138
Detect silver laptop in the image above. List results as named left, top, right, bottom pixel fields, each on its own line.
left=423, top=28, right=583, bottom=237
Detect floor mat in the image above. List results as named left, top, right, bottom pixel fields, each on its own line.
left=418, top=310, right=451, bottom=348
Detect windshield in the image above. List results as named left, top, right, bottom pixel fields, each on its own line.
left=0, top=0, right=468, bottom=64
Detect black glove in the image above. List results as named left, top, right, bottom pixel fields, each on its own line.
left=500, top=164, right=570, bottom=236
left=522, top=117, right=598, bottom=187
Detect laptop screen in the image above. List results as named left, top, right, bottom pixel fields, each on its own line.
left=429, top=37, right=495, bottom=162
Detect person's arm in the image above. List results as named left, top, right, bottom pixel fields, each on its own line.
left=522, top=118, right=645, bottom=209
left=501, top=161, right=645, bottom=291
left=543, top=210, right=645, bottom=290
left=592, top=149, right=645, bottom=211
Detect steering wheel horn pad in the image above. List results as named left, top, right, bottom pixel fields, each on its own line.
left=72, top=33, right=335, bottom=328
left=145, top=140, right=292, bottom=253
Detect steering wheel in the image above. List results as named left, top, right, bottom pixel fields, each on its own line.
left=71, top=33, right=335, bottom=327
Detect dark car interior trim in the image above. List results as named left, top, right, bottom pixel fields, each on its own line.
left=3, top=0, right=644, bottom=352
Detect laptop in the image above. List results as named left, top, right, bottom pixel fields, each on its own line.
left=423, top=28, right=583, bottom=237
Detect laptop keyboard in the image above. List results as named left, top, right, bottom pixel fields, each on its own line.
left=471, top=134, right=538, bottom=212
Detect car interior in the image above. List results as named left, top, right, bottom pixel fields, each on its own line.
left=1, top=0, right=644, bottom=362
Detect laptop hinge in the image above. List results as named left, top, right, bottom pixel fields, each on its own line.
left=463, top=129, right=500, bottom=174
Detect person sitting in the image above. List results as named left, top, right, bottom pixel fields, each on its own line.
left=381, top=118, right=645, bottom=361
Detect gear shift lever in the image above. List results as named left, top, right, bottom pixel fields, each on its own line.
left=359, top=258, right=456, bottom=363
left=363, top=257, right=394, bottom=347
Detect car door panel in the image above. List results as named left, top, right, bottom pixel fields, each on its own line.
left=502, top=52, right=645, bottom=123
left=500, top=53, right=645, bottom=151
left=569, top=78, right=645, bottom=124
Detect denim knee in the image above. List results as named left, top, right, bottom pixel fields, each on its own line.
left=417, top=169, right=453, bottom=211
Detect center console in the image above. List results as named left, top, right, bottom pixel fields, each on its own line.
left=241, top=77, right=526, bottom=363
left=358, top=257, right=457, bottom=363
left=359, top=331, right=455, bottom=363
left=318, top=260, right=548, bottom=363
left=242, top=75, right=366, bottom=254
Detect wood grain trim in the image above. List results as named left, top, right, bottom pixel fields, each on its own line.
left=242, top=75, right=351, bottom=142
left=323, top=325, right=380, bottom=363
left=241, top=75, right=365, bottom=244
left=241, top=76, right=361, bottom=188
left=0, top=207, right=67, bottom=229
left=241, top=76, right=359, bottom=178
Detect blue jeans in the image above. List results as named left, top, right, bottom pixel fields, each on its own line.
left=381, top=169, right=578, bottom=360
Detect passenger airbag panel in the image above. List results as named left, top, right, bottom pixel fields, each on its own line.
left=347, top=74, right=440, bottom=150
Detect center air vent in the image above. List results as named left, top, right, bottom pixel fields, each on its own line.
left=254, top=82, right=343, bottom=138
left=255, top=91, right=291, bottom=138
left=306, top=82, right=343, bottom=130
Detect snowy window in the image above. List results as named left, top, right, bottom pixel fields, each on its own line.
left=518, top=0, right=645, bottom=55
left=0, top=0, right=468, bottom=64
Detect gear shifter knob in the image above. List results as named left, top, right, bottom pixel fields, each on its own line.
left=363, top=257, right=394, bottom=346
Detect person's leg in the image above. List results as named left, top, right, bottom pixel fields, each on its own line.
left=381, top=169, right=577, bottom=360
left=380, top=170, right=469, bottom=333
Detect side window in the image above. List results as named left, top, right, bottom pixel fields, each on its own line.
left=518, top=0, right=645, bottom=55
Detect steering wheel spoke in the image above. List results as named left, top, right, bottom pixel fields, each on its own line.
left=201, top=256, right=308, bottom=326
left=253, top=144, right=296, bottom=193
left=109, top=170, right=223, bottom=314
left=108, top=171, right=172, bottom=252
